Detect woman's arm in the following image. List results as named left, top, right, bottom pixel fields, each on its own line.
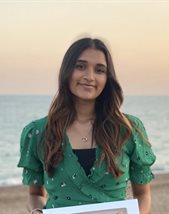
left=131, top=183, right=151, bottom=214
left=27, top=185, right=47, bottom=213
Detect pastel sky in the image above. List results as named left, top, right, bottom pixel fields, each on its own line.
left=0, top=1, right=169, bottom=95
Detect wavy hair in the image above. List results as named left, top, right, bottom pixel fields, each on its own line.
left=43, top=38, right=134, bottom=178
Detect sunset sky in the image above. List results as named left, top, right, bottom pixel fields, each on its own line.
left=0, top=0, right=169, bottom=95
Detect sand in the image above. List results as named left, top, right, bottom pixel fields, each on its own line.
left=0, top=173, right=168, bottom=214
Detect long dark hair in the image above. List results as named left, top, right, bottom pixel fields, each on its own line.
left=43, top=38, right=133, bottom=178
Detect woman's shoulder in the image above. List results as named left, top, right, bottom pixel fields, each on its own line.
left=123, top=113, right=145, bottom=128
left=23, top=116, right=48, bottom=131
left=21, top=116, right=48, bottom=141
left=124, top=113, right=141, bottom=122
left=123, top=113, right=148, bottom=143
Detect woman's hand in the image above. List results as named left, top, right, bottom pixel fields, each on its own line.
left=30, top=211, right=42, bottom=214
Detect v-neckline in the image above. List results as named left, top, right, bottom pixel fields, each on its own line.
left=63, top=133, right=100, bottom=179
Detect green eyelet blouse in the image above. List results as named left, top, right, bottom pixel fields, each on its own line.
left=17, top=114, right=156, bottom=209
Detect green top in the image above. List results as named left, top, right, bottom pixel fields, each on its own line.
left=17, top=114, right=156, bottom=209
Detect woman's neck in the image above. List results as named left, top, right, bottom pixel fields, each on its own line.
left=75, top=100, right=95, bottom=123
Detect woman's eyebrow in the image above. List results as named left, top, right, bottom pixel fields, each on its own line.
left=76, top=59, right=87, bottom=63
left=97, top=64, right=107, bottom=68
left=77, top=60, right=107, bottom=67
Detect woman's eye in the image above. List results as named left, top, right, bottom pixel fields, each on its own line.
left=75, top=63, right=85, bottom=70
left=96, top=67, right=106, bottom=73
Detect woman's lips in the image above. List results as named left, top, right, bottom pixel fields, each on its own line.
left=78, top=83, right=96, bottom=88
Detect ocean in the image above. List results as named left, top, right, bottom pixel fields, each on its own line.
left=0, top=95, right=168, bottom=186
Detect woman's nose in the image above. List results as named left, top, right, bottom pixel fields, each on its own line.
left=83, top=68, right=95, bottom=81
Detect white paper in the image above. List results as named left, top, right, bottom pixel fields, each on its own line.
left=43, top=199, right=139, bottom=214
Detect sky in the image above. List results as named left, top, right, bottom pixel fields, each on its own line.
left=0, top=0, right=169, bottom=96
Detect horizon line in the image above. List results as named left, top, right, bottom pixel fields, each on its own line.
left=0, top=94, right=169, bottom=97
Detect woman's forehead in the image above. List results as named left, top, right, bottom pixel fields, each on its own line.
left=77, top=48, right=107, bottom=66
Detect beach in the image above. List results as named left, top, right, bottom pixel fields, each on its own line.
left=0, top=173, right=168, bottom=214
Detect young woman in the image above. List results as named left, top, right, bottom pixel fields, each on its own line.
left=18, top=38, right=156, bottom=214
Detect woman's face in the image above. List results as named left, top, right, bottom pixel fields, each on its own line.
left=69, top=48, right=107, bottom=102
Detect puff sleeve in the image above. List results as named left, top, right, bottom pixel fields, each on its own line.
left=129, top=116, right=156, bottom=184
left=17, top=122, right=44, bottom=185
